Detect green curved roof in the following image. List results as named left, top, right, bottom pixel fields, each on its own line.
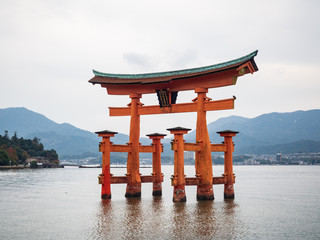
left=93, top=50, right=258, bottom=79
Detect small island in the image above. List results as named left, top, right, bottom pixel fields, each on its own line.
left=0, top=131, right=62, bottom=169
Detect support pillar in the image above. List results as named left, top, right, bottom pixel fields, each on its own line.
left=95, top=130, right=118, bottom=199
left=126, top=93, right=142, bottom=198
left=194, top=88, right=214, bottom=200
left=147, top=133, right=166, bottom=196
left=217, top=130, right=239, bottom=199
left=167, top=127, right=190, bottom=202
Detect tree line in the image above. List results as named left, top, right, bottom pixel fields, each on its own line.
left=0, top=131, right=58, bottom=166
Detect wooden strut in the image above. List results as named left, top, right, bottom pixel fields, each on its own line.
left=170, top=127, right=238, bottom=201
left=95, top=130, right=118, bottom=199
left=217, top=130, right=239, bottom=199
left=97, top=128, right=238, bottom=200
left=96, top=131, right=166, bottom=199
left=168, top=127, right=190, bottom=202
left=108, top=139, right=165, bottom=185
left=147, top=133, right=166, bottom=196
left=194, top=88, right=214, bottom=200
left=125, top=93, right=142, bottom=198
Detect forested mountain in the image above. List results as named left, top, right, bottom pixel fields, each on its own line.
left=1, top=107, right=320, bottom=158
left=0, top=131, right=58, bottom=166
left=0, top=107, right=128, bottom=158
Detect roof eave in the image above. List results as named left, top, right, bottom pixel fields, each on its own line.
left=92, top=50, right=258, bottom=80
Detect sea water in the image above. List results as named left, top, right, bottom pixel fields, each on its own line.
left=0, top=165, right=319, bottom=239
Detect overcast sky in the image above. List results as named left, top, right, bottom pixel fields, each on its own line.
left=1, top=0, right=319, bottom=137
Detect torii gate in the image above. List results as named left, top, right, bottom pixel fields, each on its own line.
left=89, top=50, right=258, bottom=201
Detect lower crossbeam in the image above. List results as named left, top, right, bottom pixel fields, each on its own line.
left=109, top=175, right=164, bottom=184
left=183, top=175, right=236, bottom=186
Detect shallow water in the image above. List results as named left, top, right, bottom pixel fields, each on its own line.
left=1, top=165, right=320, bottom=239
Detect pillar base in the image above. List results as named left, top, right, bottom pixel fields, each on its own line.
left=101, top=193, right=111, bottom=199
left=197, top=184, right=214, bottom=201
left=152, top=190, right=162, bottom=196
left=224, top=193, right=235, bottom=199
left=224, top=184, right=235, bottom=199
left=125, top=184, right=141, bottom=198
left=173, top=186, right=186, bottom=202
left=152, top=182, right=162, bottom=196
left=173, top=194, right=186, bottom=202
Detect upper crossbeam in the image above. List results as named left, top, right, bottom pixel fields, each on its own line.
left=109, top=98, right=235, bottom=116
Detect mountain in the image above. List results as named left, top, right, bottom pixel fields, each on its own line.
left=238, top=139, right=320, bottom=154
left=0, top=107, right=129, bottom=157
left=1, top=107, right=320, bottom=158
left=186, top=109, right=320, bottom=154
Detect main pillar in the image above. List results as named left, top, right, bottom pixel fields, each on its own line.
left=95, top=130, right=118, bottom=199
left=125, top=93, right=142, bottom=197
left=147, top=133, right=166, bottom=196
left=194, top=88, right=214, bottom=200
left=168, top=127, right=190, bottom=202
left=217, top=130, right=238, bottom=199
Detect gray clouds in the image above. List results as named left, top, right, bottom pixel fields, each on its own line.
left=0, top=0, right=319, bottom=135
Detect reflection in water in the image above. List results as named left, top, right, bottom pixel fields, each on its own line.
left=86, top=167, right=243, bottom=239
left=221, top=200, right=238, bottom=239
left=148, top=197, right=168, bottom=237
left=92, top=198, right=145, bottom=240
left=123, top=198, right=143, bottom=240
left=193, top=201, right=217, bottom=237
left=91, top=198, right=242, bottom=239
left=171, top=203, right=189, bottom=238
left=91, top=199, right=114, bottom=239
left=218, top=200, right=248, bottom=239
left=151, top=196, right=164, bottom=212
left=92, top=197, right=168, bottom=240
left=170, top=200, right=242, bottom=239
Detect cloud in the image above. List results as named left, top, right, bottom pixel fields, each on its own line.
left=0, top=0, right=319, bottom=135
left=123, top=53, right=154, bottom=70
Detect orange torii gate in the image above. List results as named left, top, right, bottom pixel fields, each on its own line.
left=89, top=50, right=258, bottom=201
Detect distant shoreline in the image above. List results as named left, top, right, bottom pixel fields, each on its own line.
left=2, top=163, right=319, bottom=170
left=0, top=165, right=27, bottom=170
left=0, top=165, right=63, bottom=170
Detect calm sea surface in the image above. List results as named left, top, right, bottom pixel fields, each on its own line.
left=1, top=165, right=320, bottom=240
